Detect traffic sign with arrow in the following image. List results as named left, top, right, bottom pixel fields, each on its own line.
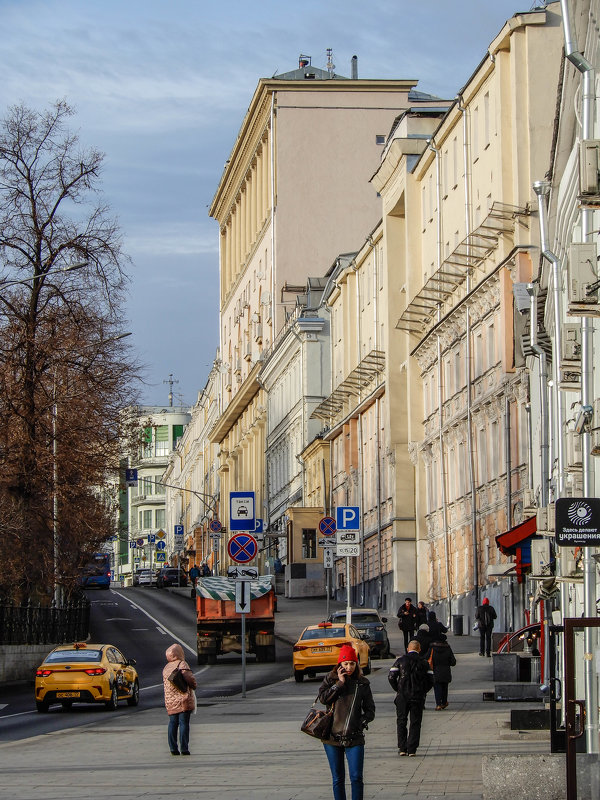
left=235, top=580, right=250, bottom=614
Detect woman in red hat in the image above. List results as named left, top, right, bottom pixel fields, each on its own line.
left=317, top=643, right=376, bottom=800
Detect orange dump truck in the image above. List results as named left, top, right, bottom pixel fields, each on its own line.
left=195, top=576, right=276, bottom=665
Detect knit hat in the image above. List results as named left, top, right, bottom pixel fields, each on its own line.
left=483, top=598, right=489, bottom=605
left=337, top=644, right=358, bottom=663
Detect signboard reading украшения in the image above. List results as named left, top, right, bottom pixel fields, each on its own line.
left=555, top=497, right=600, bottom=547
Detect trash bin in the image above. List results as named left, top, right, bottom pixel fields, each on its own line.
left=452, top=615, right=463, bottom=636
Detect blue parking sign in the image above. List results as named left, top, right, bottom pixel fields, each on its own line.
left=336, top=506, right=360, bottom=530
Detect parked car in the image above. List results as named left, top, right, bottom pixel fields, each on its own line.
left=292, top=620, right=371, bottom=682
left=328, top=608, right=391, bottom=658
left=156, top=567, right=188, bottom=588
left=136, top=568, right=155, bottom=587
left=35, top=642, right=139, bottom=712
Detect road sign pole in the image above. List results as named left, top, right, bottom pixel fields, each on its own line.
left=241, top=610, right=246, bottom=698
left=346, top=556, right=351, bottom=625
left=326, top=567, right=330, bottom=620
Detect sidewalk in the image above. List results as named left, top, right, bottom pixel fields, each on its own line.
left=0, top=594, right=549, bottom=800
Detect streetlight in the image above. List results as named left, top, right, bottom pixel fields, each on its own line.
left=0, top=261, right=88, bottom=293
left=52, top=330, right=132, bottom=605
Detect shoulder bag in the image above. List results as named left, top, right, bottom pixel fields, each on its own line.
left=301, top=695, right=334, bottom=740
left=168, top=661, right=189, bottom=694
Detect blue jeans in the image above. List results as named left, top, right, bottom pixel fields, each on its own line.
left=168, top=711, right=191, bottom=753
left=323, top=742, right=364, bottom=800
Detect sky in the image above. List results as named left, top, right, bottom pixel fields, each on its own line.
left=0, top=0, right=542, bottom=407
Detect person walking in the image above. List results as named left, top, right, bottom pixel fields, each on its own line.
left=475, top=597, right=497, bottom=657
left=318, top=644, right=376, bottom=800
left=388, top=640, right=434, bottom=757
left=426, top=610, right=448, bottom=642
left=425, top=633, right=456, bottom=710
left=162, top=643, right=197, bottom=756
left=189, top=563, right=200, bottom=586
left=415, top=624, right=431, bottom=653
left=397, top=597, right=418, bottom=652
left=416, top=601, right=429, bottom=628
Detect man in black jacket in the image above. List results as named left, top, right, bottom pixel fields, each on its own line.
left=475, top=598, right=497, bottom=657
left=388, top=640, right=434, bottom=756
left=397, top=597, right=418, bottom=652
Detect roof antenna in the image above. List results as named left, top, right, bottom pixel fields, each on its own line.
left=163, top=373, right=179, bottom=407
left=326, top=48, right=335, bottom=78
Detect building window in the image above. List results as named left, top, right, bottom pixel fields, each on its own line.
left=142, top=510, right=152, bottom=529
left=302, top=529, right=317, bottom=559
left=155, top=425, right=169, bottom=456
left=155, top=509, right=165, bottom=529
left=173, top=425, right=184, bottom=449
left=375, top=134, right=385, bottom=145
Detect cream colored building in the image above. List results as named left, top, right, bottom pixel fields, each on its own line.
left=370, top=5, right=563, bottom=626
left=163, top=368, right=221, bottom=573
left=208, top=58, right=442, bottom=557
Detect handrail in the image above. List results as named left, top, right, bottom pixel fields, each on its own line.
left=496, top=622, right=541, bottom=653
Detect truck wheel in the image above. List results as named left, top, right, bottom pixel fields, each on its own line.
left=266, top=645, right=276, bottom=663
left=294, top=670, right=304, bottom=683
left=197, top=654, right=208, bottom=665
left=207, top=654, right=217, bottom=665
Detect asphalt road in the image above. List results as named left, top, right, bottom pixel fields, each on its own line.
left=0, top=585, right=291, bottom=743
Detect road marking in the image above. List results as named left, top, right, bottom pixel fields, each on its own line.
left=111, top=589, right=197, bottom=657
left=0, top=705, right=7, bottom=711
left=156, top=627, right=167, bottom=635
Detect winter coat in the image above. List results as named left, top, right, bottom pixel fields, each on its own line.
left=424, top=640, right=457, bottom=684
left=388, top=651, right=434, bottom=704
left=427, top=613, right=448, bottom=641
left=397, top=603, right=418, bottom=632
left=415, top=627, right=431, bottom=652
left=163, top=658, right=197, bottom=715
left=416, top=605, right=429, bottom=627
left=475, top=604, right=497, bottom=631
left=318, top=670, right=375, bottom=748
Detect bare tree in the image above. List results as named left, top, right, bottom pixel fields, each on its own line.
left=0, top=101, right=139, bottom=603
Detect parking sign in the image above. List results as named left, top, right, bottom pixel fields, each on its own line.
left=336, top=506, right=360, bottom=531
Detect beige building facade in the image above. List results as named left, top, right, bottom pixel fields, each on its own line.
left=371, top=5, right=563, bottom=626
left=208, top=60, right=441, bottom=557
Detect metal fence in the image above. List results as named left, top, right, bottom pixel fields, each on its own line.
left=0, top=599, right=90, bottom=645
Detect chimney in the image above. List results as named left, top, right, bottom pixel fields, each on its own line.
left=351, top=55, right=358, bottom=80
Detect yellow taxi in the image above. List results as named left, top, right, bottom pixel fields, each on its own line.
left=292, top=621, right=371, bottom=682
left=34, top=642, right=139, bottom=712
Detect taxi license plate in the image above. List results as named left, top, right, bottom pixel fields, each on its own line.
left=311, top=647, right=332, bottom=653
left=56, top=691, right=80, bottom=698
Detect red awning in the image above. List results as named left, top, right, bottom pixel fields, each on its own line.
left=495, top=516, right=537, bottom=556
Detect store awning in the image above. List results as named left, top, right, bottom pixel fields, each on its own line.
left=495, top=516, right=538, bottom=584
left=495, top=516, right=537, bottom=555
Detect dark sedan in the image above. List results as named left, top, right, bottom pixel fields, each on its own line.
left=156, top=567, right=188, bottom=588
left=328, top=608, right=391, bottom=658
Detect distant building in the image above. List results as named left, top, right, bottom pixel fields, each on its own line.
left=116, top=405, right=190, bottom=581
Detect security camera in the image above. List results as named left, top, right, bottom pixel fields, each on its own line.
left=574, top=405, right=594, bottom=435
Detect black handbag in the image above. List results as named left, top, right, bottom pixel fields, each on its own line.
left=168, top=661, right=189, bottom=693
left=301, top=697, right=333, bottom=740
